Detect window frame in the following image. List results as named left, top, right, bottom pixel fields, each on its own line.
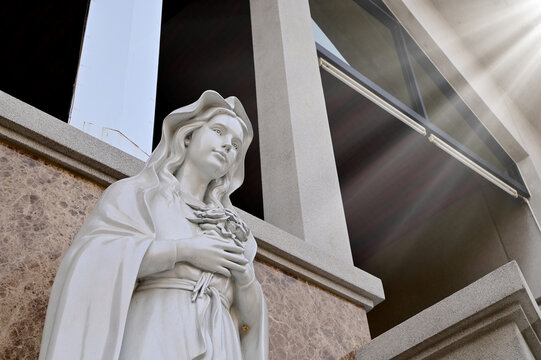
left=313, top=0, right=529, bottom=198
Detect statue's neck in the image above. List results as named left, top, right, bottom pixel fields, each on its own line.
left=174, top=161, right=210, bottom=203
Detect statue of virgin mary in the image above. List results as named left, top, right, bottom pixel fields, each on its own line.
left=39, top=90, right=268, bottom=359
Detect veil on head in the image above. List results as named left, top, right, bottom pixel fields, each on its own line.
left=144, top=90, right=254, bottom=208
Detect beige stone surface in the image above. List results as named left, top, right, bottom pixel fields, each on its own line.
left=0, top=141, right=369, bottom=359
left=256, top=261, right=370, bottom=360
left=0, top=141, right=104, bottom=359
left=438, top=322, right=535, bottom=360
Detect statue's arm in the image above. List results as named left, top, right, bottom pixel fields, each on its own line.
left=138, top=240, right=179, bottom=277
left=230, top=232, right=269, bottom=359
left=234, top=268, right=269, bottom=360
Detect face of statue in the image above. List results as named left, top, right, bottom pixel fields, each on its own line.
left=184, top=114, right=245, bottom=181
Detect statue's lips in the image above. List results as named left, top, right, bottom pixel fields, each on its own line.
left=212, top=150, right=227, bottom=162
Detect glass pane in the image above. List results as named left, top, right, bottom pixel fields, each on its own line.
left=309, top=0, right=413, bottom=108
left=409, top=54, right=511, bottom=176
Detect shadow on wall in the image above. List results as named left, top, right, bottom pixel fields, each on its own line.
left=362, top=181, right=534, bottom=337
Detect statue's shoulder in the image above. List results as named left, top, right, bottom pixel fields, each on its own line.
left=97, top=169, right=159, bottom=210
left=76, top=170, right=159, bottom=237
left=108, top=168, right=158, bottom=193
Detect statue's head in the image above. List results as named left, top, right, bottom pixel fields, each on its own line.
left=145, top=90, right=253, bottom=208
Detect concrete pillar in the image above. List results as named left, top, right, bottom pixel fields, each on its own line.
left=250, top=0, right=353, bottom=264
left=69, top=0, right=162, bottom=160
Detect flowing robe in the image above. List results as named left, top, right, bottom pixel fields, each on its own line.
left=39, top=168, right=267, bottom=360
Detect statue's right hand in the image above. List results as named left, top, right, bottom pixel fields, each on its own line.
left=175, top=235, right=248, bottom=277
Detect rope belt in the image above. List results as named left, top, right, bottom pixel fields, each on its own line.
left=135, top=277, right=233, bottom=359
left=136, top=277, right=232, bottom=309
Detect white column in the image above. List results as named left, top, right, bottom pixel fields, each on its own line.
left=250, top=0, right=353, bottom=264
left=69, top=0, right=162, bottom=160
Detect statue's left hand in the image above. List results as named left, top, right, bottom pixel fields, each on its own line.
left=230, top=261, right=255, bottom=288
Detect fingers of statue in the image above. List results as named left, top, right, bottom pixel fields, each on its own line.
left=176, top=235, right=247, bottom=274
left=201, top=232, right=244, bottom=254
left=214, top=266, right=231, bottom=278
left=220, top=257, right=248, bottom=273
left=219, top=242, right=245, bottom=254
left=201, top=229, right=222, bottom=238
left=230, top=262, right=254, bottom=286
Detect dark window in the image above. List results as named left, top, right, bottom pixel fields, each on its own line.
left=0, top=2, right=89, bottom=121
left=155, top=0, right=263, bottom=218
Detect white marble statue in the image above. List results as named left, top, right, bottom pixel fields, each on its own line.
left=39, top=91, right=269, bottom=359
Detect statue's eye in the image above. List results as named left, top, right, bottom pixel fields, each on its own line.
left=213, top=128, right=222, bottom=135
left=233, top=143, right=239, bottom=150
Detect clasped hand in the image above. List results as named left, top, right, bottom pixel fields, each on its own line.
left=177, top=232, right=253, bottom=286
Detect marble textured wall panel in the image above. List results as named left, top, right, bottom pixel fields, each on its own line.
left=255, top=261, right=370, bottom=359
left=0, top=142, right=370, bottom=359
left=0, top=142, right=105, bottom=359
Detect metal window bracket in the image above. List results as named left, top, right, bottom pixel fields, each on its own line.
left=319, top=57, right=427, bottom=136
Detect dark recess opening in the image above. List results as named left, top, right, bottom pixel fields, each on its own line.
left=155, top=0, right=263, bottom=218
left=0, top=1, right=89, bottom=122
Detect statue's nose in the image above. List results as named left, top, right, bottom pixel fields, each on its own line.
left=223, top=143, right=232, bottom=152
